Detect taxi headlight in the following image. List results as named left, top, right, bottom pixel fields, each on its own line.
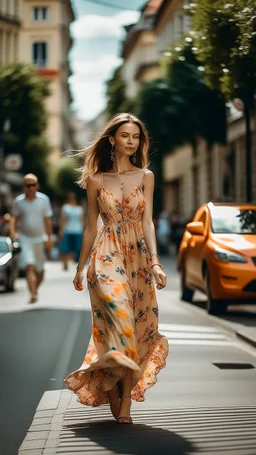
left=214, top=248, right=247, bottom=263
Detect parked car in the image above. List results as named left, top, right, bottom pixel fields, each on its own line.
left=178, top=203, right=256, bottom=314
left=0, top=237, right=20, bottom=292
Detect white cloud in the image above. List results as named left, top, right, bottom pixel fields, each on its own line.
left=72, top=55, right=122, bottom=79
left=71, top=79, right=105, bottom=120
left=72, top=10, right=140, bottom=39
left=70, top=54, right=122, bottom=120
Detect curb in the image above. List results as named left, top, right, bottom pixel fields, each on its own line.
left=180, top=298, right=256, bottom=350
left=18, top=389, right=72, bottom=455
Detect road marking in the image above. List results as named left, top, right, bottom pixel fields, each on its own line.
left=159, top=323, right=233, bottom=346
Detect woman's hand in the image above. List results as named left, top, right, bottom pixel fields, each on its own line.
left=73, top=271, right=84, bottom=291
left=152, top=265, right=167, bottom=290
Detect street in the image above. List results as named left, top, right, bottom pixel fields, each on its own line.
left=1, top=258, right=256, bottom=455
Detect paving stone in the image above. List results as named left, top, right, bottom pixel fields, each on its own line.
left=19, top=439, right=45, bottom=450
left=32, top=417, right=52, bottom=425
left=54, top=407, right=67, bottom=416
left=45, top=439, right=59, bottom=449
left=42, top=449, right=57, bottom=455
left=48, top=430, right=61, bottom=439
left=25, top=431, right=49, bottom=441
left=19, top=450, right=43, bottom=455
left=50, top=423, right=63, bottom=431
left=35, top=410, right=55, bottom=419
left=37, top=390, right=62, bottom=411
left=51, top=415, right=63, bottom=423
left=29, top=424, right=51, bottom=432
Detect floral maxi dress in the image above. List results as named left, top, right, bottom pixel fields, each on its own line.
left=64, top=169, right=169, bottom=406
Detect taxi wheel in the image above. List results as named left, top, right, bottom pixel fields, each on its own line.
left=181, top=268, right=194, bottom=303
left=205, top=268, right=227, bottom=315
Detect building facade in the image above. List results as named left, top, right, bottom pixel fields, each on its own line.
left=0, top=0, right=21, bottom=66
left=19, top=0, right=75, bottom=161
left=121, top=0, right=256, bottom=219
left=121, top=0, right=163, bottom=99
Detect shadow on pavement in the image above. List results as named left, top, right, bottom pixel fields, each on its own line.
left=66, top=420, right=196, bottom=454
left=193, top=299, right=256, bottom=325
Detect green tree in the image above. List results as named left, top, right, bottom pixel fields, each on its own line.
left=190, top=0, right=256, bottom=201
left=49, top=157, right=84, bottom=200
left=0, top=63, right=51, bottom=188
left=106, top=65, right=136, bottom=116
left=137, top=49, right=226, bottom=212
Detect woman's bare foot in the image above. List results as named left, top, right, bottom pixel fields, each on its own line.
left=117, top=395, right=133, bottom=424
left=107, top=384, right=120, bottom=420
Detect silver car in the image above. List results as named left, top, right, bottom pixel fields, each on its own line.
left=0, top=237, right=20, bottom=292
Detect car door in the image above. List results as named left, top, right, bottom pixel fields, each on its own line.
left=186, top=209, right=208, bottom=288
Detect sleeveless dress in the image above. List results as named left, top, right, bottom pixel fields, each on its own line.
left=64, top=169, right=169, bottom=406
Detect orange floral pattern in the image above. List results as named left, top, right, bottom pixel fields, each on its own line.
left=64, top=173, right=169, bottom=406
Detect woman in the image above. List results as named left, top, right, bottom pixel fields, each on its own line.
left=64, top=113, right=168, bottom=424
left=58, top=192, right=84, bottom=270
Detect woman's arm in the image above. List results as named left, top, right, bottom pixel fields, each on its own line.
left=73, top=176, right=100, bottom=290
left=142, top=170, right=167, bottom=290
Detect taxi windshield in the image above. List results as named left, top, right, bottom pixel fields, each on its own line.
left=210, top=207, right=256, bottom=234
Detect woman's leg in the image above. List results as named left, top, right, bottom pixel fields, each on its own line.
left=118, top=368, right=133, bottom=423
left=107, top=383, right=120, bottom=419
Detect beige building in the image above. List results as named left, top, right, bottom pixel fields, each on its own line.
left=19, top=0, right=75, bottom=161
left=121, top=0, right=163, bottom=99
left=154, top=0, right=191, bottom=54
left=0, top=0, right=21, bottom=66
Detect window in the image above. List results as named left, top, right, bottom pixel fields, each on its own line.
left=32, top=42, right=48, bottom=67
left=33, top=7, right=48, bottom=21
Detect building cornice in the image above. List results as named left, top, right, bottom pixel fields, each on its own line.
left=0, top=13, right=21, bottom=27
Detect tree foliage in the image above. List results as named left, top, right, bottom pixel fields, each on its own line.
left=0, top=63, right=51, bottom=187
left=138, top=48, right=226, bottom=155
left=49, top=157, right=84, bottom=200
left=106, top=66, right=136, bottom=116
left=189, top=0, right=256, bottom=105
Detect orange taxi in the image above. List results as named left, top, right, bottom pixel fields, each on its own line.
left=178, top=203, right=256, bottom=314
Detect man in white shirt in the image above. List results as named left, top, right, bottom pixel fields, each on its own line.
left=10, top=173, right=53, bottom=303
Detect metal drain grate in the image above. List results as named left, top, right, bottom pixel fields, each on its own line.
left=57, top=405, right=256, bottom=455
left=213, top=362, right=255, bottom=369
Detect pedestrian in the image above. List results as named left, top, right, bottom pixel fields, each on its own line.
left=58, top=192, right=84, bottom=270
left=64, top=113, right=169, bottom=424
left=9, top=173, right=53, bottom=303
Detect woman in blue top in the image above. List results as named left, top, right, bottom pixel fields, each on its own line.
left=58, top=192, right=85, bottom=270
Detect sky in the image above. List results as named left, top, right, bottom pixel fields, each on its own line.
left=69, top=0, right=146, bottom=121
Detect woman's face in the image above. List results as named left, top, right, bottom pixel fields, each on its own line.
left=110, top=122, right=140, bottom=159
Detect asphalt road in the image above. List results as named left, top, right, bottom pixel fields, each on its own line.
left=0, top=259, right=256, bottom=455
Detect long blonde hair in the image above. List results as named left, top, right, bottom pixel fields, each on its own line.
left=78, top=113, right=150, bottom=189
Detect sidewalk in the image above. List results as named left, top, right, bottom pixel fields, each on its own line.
left=17, top=259, right=256, bottom=455
left=18, top=389, right=256, bottom=455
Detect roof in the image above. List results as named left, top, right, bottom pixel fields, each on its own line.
left=154, top=0, right=174, bottom=26
left=141, top=0, right=164, bottom=14
left=121, top=0, right=163, bottom=59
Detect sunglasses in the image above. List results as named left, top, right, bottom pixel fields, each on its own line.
left=25, top=183, right=36, bottom=188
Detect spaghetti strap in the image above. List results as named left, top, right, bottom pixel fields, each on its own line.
left=100, top=172, right=104, bottom=188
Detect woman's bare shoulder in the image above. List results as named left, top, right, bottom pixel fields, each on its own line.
left=87, top=173, right=102, bottom=190
left=144, top=169, right=154, bottom=181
